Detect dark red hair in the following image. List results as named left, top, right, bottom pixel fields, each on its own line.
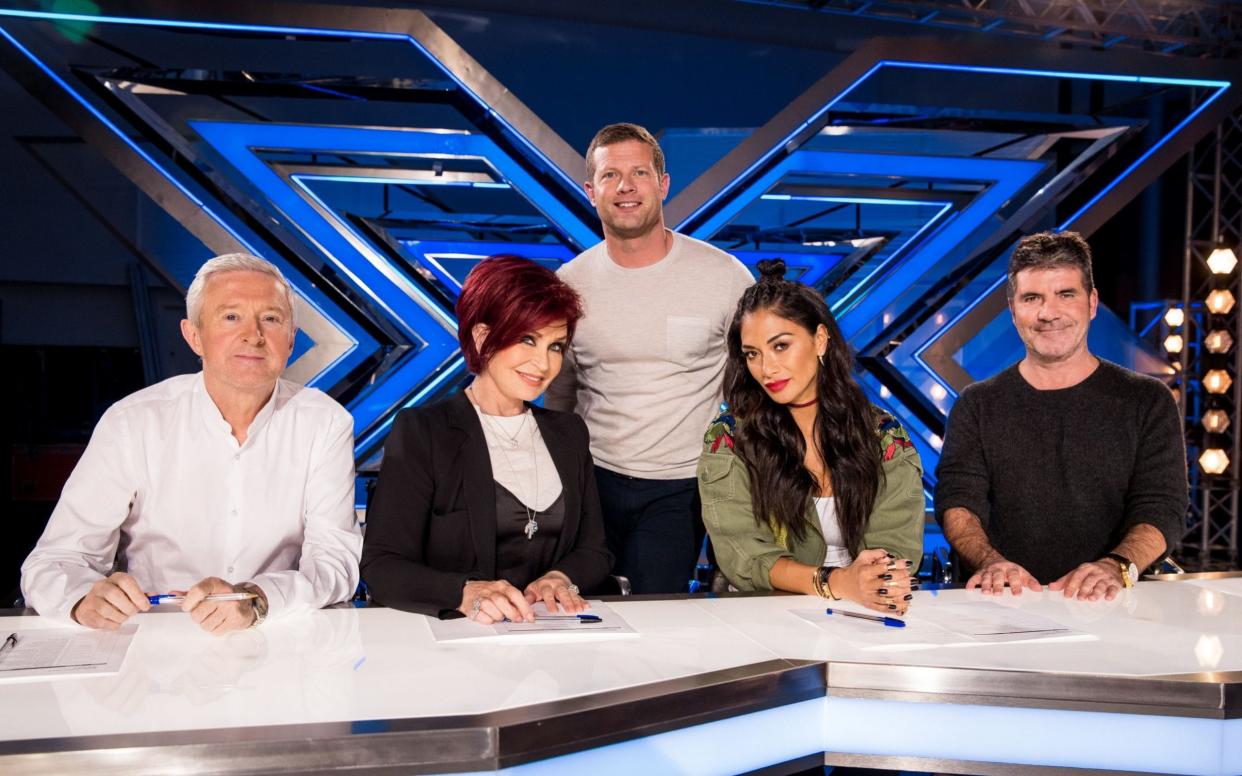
left=456, top=255, right=584, bottom=374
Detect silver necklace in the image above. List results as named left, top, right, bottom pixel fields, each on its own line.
left=466, top=386, right=528, bottom=448
left=469, top=388, right=539, bottom=539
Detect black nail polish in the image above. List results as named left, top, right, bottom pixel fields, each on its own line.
left=878, top=588, right=888, bottom=595
left=882, top=574, right=892, bottom=581
left=904, top=594, right=913, bottom=600
left=888, top=604, right=897, bottom=610
left=885, top=552, right=896, bottom=558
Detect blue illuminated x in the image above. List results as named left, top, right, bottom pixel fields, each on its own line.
left=191, top=121, right=598, bottom=454
left=398, top=241, right=575, bottom=299
left=687, top=150, right=1045, bottom=342
left=670, top=56, right=1232, bottom=478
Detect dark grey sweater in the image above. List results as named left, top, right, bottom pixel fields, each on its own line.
left=934, top=360, right=1187, bottom=583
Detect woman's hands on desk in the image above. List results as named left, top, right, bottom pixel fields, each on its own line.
left=832, top=549, right=916, bottom=616
left=461, top=580, right=534, bottom=624
left=461, top=572, right=587, bottom=624
left=524, top=570, right=588, bottom=615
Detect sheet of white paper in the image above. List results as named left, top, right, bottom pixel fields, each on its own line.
left=0, top=624, right=137, bottom=680
left=911, top=602, right=1093, bottom=644
left=791, top=607, right=961, bottom=651
left=791, top=601, right=1094, bottom=651
left=427, top=600, right=637, bottom=644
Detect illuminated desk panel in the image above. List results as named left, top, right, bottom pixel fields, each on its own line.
left=1, top=579, right=1239, bottom=774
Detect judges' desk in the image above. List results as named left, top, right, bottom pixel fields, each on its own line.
left=1, top=577, right=1240, bottom=775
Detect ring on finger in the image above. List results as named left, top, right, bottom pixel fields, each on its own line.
left=471, top=597, right=483, bottom=619
left=566, top=584, right=580, bottom=596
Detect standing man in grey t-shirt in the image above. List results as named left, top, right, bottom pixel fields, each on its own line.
left=546, top=123, right=753, bottom=594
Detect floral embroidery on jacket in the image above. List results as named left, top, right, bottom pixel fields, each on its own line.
left=703, top=403, right=736, bottom=453
left=877, top=413, right=915, bottom=462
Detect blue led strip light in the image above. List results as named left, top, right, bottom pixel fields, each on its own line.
left=0, top=22, right=373, bottom=393
left=912, top=273, right=1008, bottom=396
left=729, top=248, right=852, bottom=289
left=750, top=192, right=955, bottom=296
left=0, top=8, right=588, bottom=200
left=0, top=7, right=599, bottom=454
left=688, top=149, right=1045, bottom=342
left=678, top=59, right=1230, bottom=232
left=398, top=240, right=575, bottom=296
left=687, top=148, right=1044, bottom=468
left=672, top=56, right=1230, bottom=475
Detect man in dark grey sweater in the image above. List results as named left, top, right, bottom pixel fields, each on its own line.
left=935, top=231, right=1187, bottom=601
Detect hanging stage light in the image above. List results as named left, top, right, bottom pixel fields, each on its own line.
left=1206, top=289, right=1236, bottom=315
left=1204, top=329, right=1234, bottom=354
left=1207, top=246, right=1239, bottom=275
left=1202, top=409, right=1230, bottom=434
left=1199, top=448, right=1230, bottom=475
left=1204, top=369, right=1233, bottom=394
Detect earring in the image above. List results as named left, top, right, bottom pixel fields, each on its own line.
left=818, top=353, right=825, bottom=366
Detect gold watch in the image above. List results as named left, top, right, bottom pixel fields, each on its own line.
left=1105, top=553, right=1138, bottom=588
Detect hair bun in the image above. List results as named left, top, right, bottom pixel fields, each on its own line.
left=755, top=258, right=787, bottom=282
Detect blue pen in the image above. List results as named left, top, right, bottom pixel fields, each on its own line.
left=540, top=614, right=602, bottom=623
left=502, top=614, right=603, bottom=623
left=148, top=592, right=256, bottom=605
left=825, top=608, right=905, bottom=628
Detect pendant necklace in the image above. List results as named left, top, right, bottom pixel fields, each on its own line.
left=469, top=387, right=539, bottom=539
left=466, top=385, right=527, bottom=448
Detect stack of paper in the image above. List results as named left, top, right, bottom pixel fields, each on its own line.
left=427, top=601, right=637, bottom=644
left=0, top=625, right=137, bottom=679
left=792, top=601, right=1094, bottom=651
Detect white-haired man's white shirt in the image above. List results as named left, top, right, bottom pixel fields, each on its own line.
left=21, top=373, right=362, bottom=625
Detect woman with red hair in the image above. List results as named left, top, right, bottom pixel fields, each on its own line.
left=362, top=256, right=612, bottom=621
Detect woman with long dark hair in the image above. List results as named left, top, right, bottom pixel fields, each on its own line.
left=699, top=260, right=923, bottom=614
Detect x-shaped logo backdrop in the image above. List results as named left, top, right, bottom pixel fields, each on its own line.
left=0, top=4, right=1236, bottom=486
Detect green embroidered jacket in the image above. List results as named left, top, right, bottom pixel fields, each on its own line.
left=698, top=407, right=925, bottom=591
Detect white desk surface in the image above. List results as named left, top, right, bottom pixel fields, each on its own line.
left=0, top=598, right=780, bottom=741
left=697, top=581, right=1242, bottom=677
left=1, top=578, right=1240, bottom=773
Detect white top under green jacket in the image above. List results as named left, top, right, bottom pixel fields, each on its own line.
left=698, top=408, right=926, bottom=591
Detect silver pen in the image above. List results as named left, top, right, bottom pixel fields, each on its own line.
left=0, top=633, right=17, bottom=660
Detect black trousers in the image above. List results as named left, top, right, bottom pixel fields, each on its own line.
left=594, top=466, right=702, bottom=595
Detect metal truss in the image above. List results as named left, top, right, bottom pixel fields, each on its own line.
left=1179, top=109, right=1242, bottom=569
left=745, top=0, right=1241, bottom=57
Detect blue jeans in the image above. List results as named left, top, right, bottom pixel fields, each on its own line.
left=594, top=466, right=702, bottom=595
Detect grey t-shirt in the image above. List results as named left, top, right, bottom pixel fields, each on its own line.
left=546, top=232, right=753, bottom=479
left=934, top=360, right=1187, bottom=582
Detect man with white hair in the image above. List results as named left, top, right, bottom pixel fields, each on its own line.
left=21, top=254, right=362, bottom=633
